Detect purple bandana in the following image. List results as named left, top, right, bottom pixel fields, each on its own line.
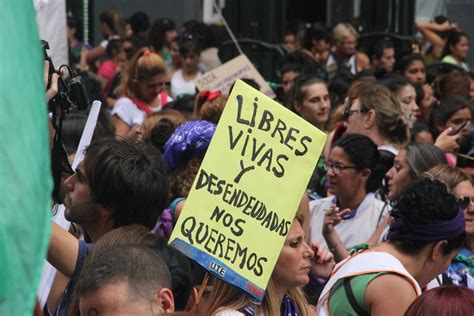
left=387, top=209, right=466, bottom=242
left=163, top=120, right=216, bottom=170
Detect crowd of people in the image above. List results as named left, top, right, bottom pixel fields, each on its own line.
left=38, top=8, right=474, bottom=316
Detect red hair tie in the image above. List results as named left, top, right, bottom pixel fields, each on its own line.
left=143, top=48, right=151, bottom=56
left=200, top=90, right=221, bottom=102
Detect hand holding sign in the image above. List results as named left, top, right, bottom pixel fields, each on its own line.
left=169, top=80, right=327, bottom=301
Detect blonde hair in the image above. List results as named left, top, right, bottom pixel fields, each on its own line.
left=118, top=48, right=167, bottom=99
left=358, top=84, right=409, bottom=147
left=205, top=216, right=309, bottom=316
left=333, top=22, right=358, bottom=43
left=347, top=77, right=377, bottom=107
left=205, top=278, right=309, bottom=316
left=205, top=279, right=253, bottom=315
left=423, top=165, right=471, bottom=192
left=264, top=279, right=309, bottom=316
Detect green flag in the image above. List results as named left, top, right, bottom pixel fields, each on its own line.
left=0, top=1, right=52, bottom=315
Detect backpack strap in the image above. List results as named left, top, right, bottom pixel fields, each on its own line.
left=343, top=278, right=369, bottom=316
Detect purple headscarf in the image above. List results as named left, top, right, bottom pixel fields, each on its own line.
left=163, top=120, right=216, bottom=170
left=387, top=209, right=465, bottom=242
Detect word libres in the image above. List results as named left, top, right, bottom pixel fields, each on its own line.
left=229, top=94, right=313, bottom=183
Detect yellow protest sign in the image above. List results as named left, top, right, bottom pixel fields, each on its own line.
left=169, top=80, right=327, bottom=301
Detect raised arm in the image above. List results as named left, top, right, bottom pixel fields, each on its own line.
left=416, top=21, right=455, bottom=50
left=85, top=46, right=106, bottom=64
left=47, top=222, right=80, bottom=279
left=322, top=206, right=352, bottom=262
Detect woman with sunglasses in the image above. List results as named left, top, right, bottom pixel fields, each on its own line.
left=424, top=165, right=474, bottom=289
left=345, top=83, right=409, bottom=180
left=112, top=48, right=172, bottom=138
left=308, top=134, right=386, bottom=256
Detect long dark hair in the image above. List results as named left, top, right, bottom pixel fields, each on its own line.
left=429, top=95, right=473, bottom=137
left=394, top=53, right=424, bottom=74
left=441, top=31, right=468, bottom=59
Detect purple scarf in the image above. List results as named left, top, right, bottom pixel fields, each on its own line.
left=387, top=209, right=465, bottom=241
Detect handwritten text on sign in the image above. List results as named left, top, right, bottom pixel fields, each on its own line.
left=169, top=80, right=326, bottom=301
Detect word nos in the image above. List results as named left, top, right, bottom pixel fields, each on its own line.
left=229, top=94, right=313, bottom=183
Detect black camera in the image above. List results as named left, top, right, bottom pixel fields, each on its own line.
left=41, top=40, right=89, bottom=113
left=42, top=40, right=89, bottom=203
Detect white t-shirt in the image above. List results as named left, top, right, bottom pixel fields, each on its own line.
left=308, top=193, right=387, bottom=248
left=111, top=94, right=173, bottom=127
left=171, top=69, right=202, bottom=98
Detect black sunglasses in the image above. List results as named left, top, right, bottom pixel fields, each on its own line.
left=456, top=196, right=474, bottom=210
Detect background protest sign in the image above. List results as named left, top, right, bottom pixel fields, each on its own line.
left=169, top=80, right=326, bottom=301
left=196, top=54, right=276, bottom=99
